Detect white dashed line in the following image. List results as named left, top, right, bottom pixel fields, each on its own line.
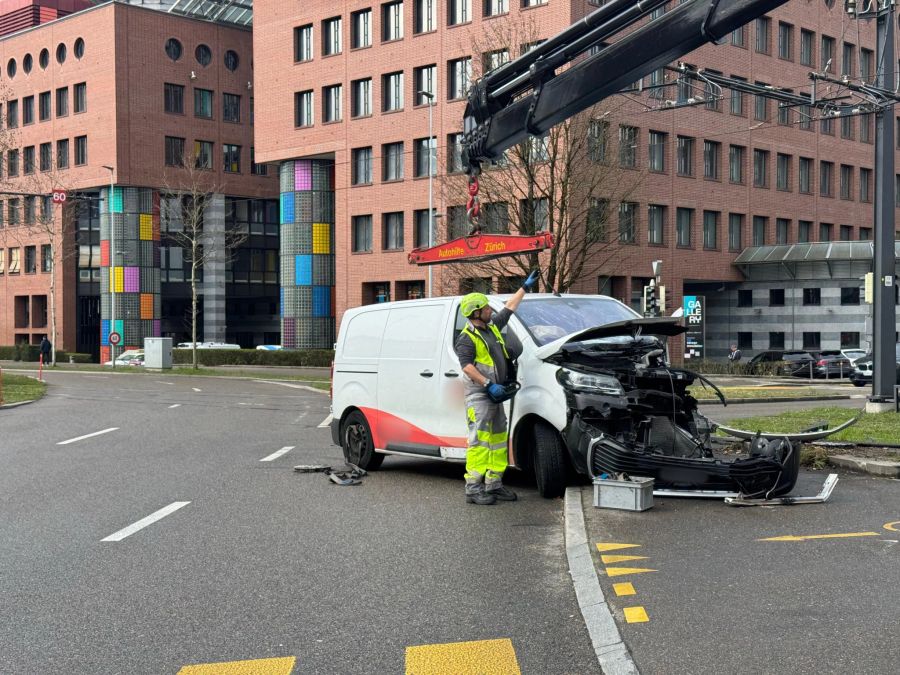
left=168, top=404, right=181, bottom=409
left=100, top=501, right=191, bottom=542
left=192, top=388, right=202, bottom=392
left=260, top=446, right=295, bottom=462
left=57, top=427, right=119, bottom=446
left=318, top=414, right=333, bottom=428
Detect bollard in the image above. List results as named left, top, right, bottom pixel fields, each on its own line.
left=69, top=355, right=74, bottom=364
left=38, top=354, right=43, bottom=382
left=0, top=365, right=3, bottom=405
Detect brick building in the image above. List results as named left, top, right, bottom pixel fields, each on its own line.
left=0, top=0, right=279, bottom=360
left=253, top=0, right=900, bottom=358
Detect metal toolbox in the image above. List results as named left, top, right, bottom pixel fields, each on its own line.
left=593, top=476, right=654, bottom=511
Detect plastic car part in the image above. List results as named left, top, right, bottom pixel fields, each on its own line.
left=724, top=473, right=839, bottom=507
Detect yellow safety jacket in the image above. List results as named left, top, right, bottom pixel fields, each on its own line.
left=461, top=323, right=509, bottom=395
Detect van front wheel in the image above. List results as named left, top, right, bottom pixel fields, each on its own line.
left=533, top=422, right=566, bottom=498
left=342, top=410, right=384, bottom=470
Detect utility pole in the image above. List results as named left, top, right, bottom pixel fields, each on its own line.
left=103, top=165, right=116, bottom=369
left=418, top=90, right=436, bottom=297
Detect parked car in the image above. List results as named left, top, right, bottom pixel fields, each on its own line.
left=331, top=294, right=801, bottom=499
left=103, top=349, right=144, bottom=367
left=806, top=351, right=853, bottom=379
left=841, top=349, right=867, bottom=366
left=176, top=342, right=241, bottom=350
left=850, top=343, right=900, bottom=387
left=747, top=350, right=816, bottom=375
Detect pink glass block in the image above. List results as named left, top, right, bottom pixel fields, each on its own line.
left=295, top=161, right=312, bottom=191
left=124, top=267, right=140, bottom=293
left=153, top=320, right=161, bottom=336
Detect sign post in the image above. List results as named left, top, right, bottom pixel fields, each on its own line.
left=682, top=295, right=705, bottom=360
left=108, top=331, right=121, bottom=370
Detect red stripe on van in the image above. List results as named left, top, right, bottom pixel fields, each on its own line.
left=360, top=407, right=467, bottom=449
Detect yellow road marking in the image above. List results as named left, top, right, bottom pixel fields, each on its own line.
left=613, top=582, right=636, bottom=596
left=884, top=521, right=900, bottom=532
left=604, top=566, right=657, bottom=577
left=405, top=638, right=520, bottom=675
left=623, top=606, right=650, bottom=623
left=601, top=554, right=648, bottom=564
left=596, top=543, right=641, bottom=553
left=177, top=657, right=295, bottom=675
left=759, top=531, right=880, bottom=542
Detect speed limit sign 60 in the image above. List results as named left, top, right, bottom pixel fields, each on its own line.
left=51, top=190, right=67, bottom=204
left=108, top=331, right=121, bottom=346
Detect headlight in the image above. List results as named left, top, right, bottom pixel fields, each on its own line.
left=556, top=368, right=624, bottom=395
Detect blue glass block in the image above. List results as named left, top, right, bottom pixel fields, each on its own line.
left=312, top=285, right=331, bottom=318
left=281, top=192, right=295, bottom=224
left=101, top=320, right=110, bottom=345
left=295, top=254, right=312, bottom=286
left=112, top=187, right=124, bottom=214
left=280, top=287, right=284, bottom=317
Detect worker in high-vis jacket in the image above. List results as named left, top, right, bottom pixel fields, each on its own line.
left=454, top=270, right=539, bottom=505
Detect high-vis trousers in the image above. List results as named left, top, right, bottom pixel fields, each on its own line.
left=464, top=394, right=508, bottom=482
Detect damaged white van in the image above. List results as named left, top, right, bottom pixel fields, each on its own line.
left=330, top=294, right=803, bottom=499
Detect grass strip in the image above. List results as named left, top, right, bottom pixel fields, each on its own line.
left=690, top=386, right=832, bottom=400
left=1, top=373, right=47, bottom=404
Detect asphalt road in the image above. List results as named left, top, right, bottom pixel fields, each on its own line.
left=0, top=371, right=598, bottom=674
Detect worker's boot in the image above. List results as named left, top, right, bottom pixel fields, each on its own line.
left=485, top=477, right=518, bottom=502
left=465, top=479, right=496, bottom=505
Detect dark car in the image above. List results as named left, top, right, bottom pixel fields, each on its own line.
left=748, top=350, right=816, bottom=376
left=806, top=351, right=853, bottom=379
left=850, top=343, right=900, bottom=387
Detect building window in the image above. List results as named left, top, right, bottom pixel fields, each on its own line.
left=618, top=202, right=636, bottom=243
left=295, top=90, right=313, bottom=127
left=383, top=141, right=404, bottom=181
left=351, top=10, right=371, bottom=49
left=448, top=57, right=472, bottom=100
left=821, top=35, right=834, bottom=72
left=799, top=104, right=812, bottom=130
left=619, top=126, right=637, bottom=168
left=294, top=24, right=313, bottom=61
left=802, top=287, right=821, bottom=306
left=729, top=145, right=744, bottom=183
left=24, top=197, right=35, bottom=224
left=195, top=44, right=212, bottom=67
left=194, top=140, right=213, bottom=169
left=483, top=48, right=509, bottom=74
left=703, top=140, right=720, bottom=180
left=778, top=21, right=793, bottom=59
left=414, top=137, right=436, bottom=177
left=776, top=218, right=789, bottom=244
left=728, top=213, right=743, bottom=251
left=41, top=245, right=52, bottom=272
left=194, top=88, right=213, bottom=118
left=323, top=16, right=343, bottom=55
left=589, top=119, right=609, bottom=163
left=415, top=0, right=436, bottom=33
left=74, top=83, right=86, bottom=113
left=818, top=223, right=832, bottom=241
left=799, top=157, right=812, bottom=193
left=165, top=136, right=185, bottom=166
left=414, top=65, right=437, bottom=105
left=482, top=201, right=509, bottom=233
left=447, top=133, right=464, bottom=173
left=770, top=332, right=785, bottom=349
left=323, top=84, right=342, bottom=123
left=648, top=131, right=666, bottom=172
left=770, top=288, right=785, bottom=306
left=676, top=207, right=693, bottom=247
left=753, top=149, right=769, bottom=187
left=737, top=289, right=753, bottom=307
left=449, top=0, right=471, bottom=25
left=777, top=99, right=791, bottom=126
left=839, top=331, right=860, bottom=349
left=8, top=149, right=18, bottom=176
left=840, top=164, right=853, bottom=200
left=39, top=91, right=51, bottom=121
left=223, top=143, right=240, bottom=173
left=24, top=246, right=36, bottom=273
left=776, top=153, right=791, bottom=191
left=484, top=0, right=508, bottom=17
left=752, top=216, right=767, bottom=246
left=800, top=29, right=814, bottom=66
left=730, top=78, right=745, bottom=115
left=860, top=227, right=872, bottom=240
left=586, top=198, right=609, bottom=243
left=383, top=212, right=404, bottom=250
left=754, top=85, right=768, bottom=121
left=8, top=201, right=19, bottom=226
left=8, top=247, right=20, bottom=273
left=820, top=161, right=834, bottom=197
left=840, top=224, right=853, bottom=241
left=165, top=83, right=184, bottom=114
left=55, top=87, right=68, bottom=118
left=382, top=2, right=404, bottom=41
left=23, top=146, right=34, bottom=174
left=39, top=142, right=51, bottom=172
left=675, top=136, right=694, bottom=176
left=250, top=147, right=267, bottom=176
left=352, top=147, right=373, bottom=185
left=8, top=100, right=18, bottom=128
left=704, top=70, right=722, bottom=111
left=383, top=71, right=404, bottom=111
left=57, top=139, right=68, bottom=169
left=351, top=78, right=372, bottom=117
left=861, top=47, right=874, bottom=82
left=798, top=220, right=812, bottom=242
left=755, top=17, right=770, bottom=53
left=731, top=25, right=746, bottom=47
left=352, top=215, right=373, bottom=252
left=803, top=332, right=821, bottom=351
left=840, top=113, right=853, bottom=140
left=861, top=113, right=872, bottom=143
left=703, top=211, right=719, bottom=249
left=223, top=93, right=241, bottom=123
left=842, top=41, right=854, bottom=77
left=23, top=95, right=34, bottom=124
left=860, top=167, right=872, bottom=202
left=414, top=209, right=435, bottom=247
left=648, top=204, right=664, bottom=244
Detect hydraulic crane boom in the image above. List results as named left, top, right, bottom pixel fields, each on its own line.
left=462, top=0, right=794, bottom=175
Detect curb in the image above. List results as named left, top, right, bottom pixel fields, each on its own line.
left=828, top=454, right=900, bottom=478
left=0, top=399, right=36, bottom=409
left=697, top=394, right=853, bottom=405
left=564, top=487, right=638, bottom=675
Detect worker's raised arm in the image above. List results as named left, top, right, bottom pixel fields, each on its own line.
left=504, top=270, right=539, bottom=313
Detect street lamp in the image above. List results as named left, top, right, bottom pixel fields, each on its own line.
left=102, top=165, right=116, bottom=367
left=418, top=89, right=436, bottom=297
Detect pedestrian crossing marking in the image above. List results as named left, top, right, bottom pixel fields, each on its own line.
left=405, top=638, right=521, bottom=674
left=604, top=566, right=657, bottom=577
left=601, top=554, right=648, bottom=564
left=177, top=656, right=296, bottom=674
left=596, top=542, right=641, bottom=553
left=623, top=606, right=650, bottom=623
left=613, top=582, right=636, bottom=596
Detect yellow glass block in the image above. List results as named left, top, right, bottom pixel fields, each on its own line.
left=312, top=222, right=331, bottom=254
left=139, top=214, right=153, bottom=240
left=111, top=267, right=124, bottom=293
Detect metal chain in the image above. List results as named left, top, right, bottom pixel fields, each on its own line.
left=465, top=175, right=481, bottom=235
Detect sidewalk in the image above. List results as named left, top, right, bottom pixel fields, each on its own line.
left=0, top=360, right=331, bottom=379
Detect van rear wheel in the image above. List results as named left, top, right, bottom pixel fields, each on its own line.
left=533, top=422, right=566, bottom=498
left=342, top=410, right=384, bottom=470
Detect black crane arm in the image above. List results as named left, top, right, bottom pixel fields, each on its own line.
left=462, top=0, right=793, bottom=174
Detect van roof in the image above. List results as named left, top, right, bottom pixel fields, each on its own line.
left=344, top=293, right=613, bottom=313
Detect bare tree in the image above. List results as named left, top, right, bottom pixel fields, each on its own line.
left=161, top=148, right=247, bottom=369
left=439, top=15, right=645, bottom=294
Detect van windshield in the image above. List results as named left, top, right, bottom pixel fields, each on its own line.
left=514, top=297, right=639, bottom=346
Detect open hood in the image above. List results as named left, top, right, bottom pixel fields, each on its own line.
left=534, top=317, right=686, bottom=360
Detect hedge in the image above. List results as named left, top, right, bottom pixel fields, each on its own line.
left=0, top=345, right=92, bottom=363
left=683, top=359, right=783, bottom=377
left=172, top=348, right=334, bottom=367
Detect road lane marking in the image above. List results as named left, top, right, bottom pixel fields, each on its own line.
left=623, top=606, right=650, bottom=624
left=405, top=639, right=520, bottom=675
left=57, top=427, right=119, bottom=446
left=101, top=501, right=190, bottom=542
left=604, top=566, right=657, bottom=577
left=178, top=657, right=296, bottom=674
left=596, top=542, right=641, bottom=553
left=759, top=531, right=880, bottom=542
left=192, top=387, right=202, bottom=392
left=884, top=521, right=900, bottom=532
left=169, top=404, right=181, bottom=409
left=613, top=582, right=637, bottom=597
left=260, top=446, right=295, bottom=462
left=318, top=414, right=333, bottom=428
left=601, top=554, right=648, bottom=564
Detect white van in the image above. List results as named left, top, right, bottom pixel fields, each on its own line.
left=331, top=293, right=656, bottom=497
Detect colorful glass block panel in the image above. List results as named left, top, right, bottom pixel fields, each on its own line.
left=110, top=267, right=124, bottom=293
left=101, top=319, right=110, bottom=345
left=112, top=187, right=124, bottom=214
left=124, top=267, right=140, bottom=293
left=100, top=240, right=110, bottom=267
left=139, top=214, right=153, bottom=240
left=152, top=213, right=161, bottom=241
left=100, top=346, right=110, bottom=363
left=280, top=287, right=284, bottom=317
left=281, top=192, right=295, bottom=224
left=140, top=294, right=154, bottom=319
left=312, top=286, right=331, bottom=318
left=295, top=254, right=312, bottom=286
left=312, top=223, right=330, bottom=254
left=153, top=319, right=161, bottom=337
left=295, top=160, right=312, bottom=191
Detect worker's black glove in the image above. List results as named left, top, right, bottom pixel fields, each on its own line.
left=522, top=269, right=539, bottom=291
